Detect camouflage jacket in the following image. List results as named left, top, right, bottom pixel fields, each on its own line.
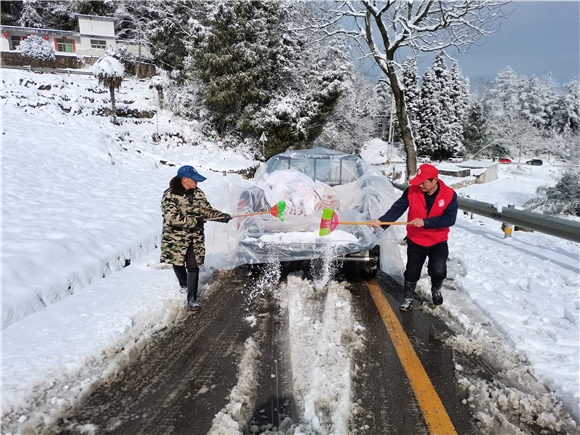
left=160, top=177, right=226, bottom=267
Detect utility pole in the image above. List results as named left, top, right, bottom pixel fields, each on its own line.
left=259, top=132, right=267, bottom=160
left=387, top=99, right=395, bottom=165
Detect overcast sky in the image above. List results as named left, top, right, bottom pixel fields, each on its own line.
left=356, top=1, right=579, bottom=88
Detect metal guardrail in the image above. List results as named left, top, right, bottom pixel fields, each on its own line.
left=392, top=182, right=580, bottom=243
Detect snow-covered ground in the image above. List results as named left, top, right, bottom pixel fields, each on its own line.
left=2, top=69, right=579, bottom=434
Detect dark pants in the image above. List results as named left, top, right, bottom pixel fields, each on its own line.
left=404, top=239, right=448, bottom=284
left=173, top=244, right=199, bottom=286
left=183, top=244, right=199, bottom=272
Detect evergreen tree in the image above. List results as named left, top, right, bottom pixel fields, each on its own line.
left=447, top=63, right=470, bottom=156
left=401, top=57, right=420, bottom=141
left=463, top=98, right=491, bottom=156
left=489, top=66, right=521, bottom=119
left=416, top=55, right=469, bottom=159
left=180, top=0, right=348, bottom=158
left=75, top=1, right=116, bottom=18
left=1, top=1, right=21, bottom=26
left=314, top=72, right=376, bottom=154
left=525, top=171, right=580, bottom=216
left=519, top=75, right=552, bottom=129
left=187, top=1, right=282, bottom=131
left=416, top=57, right=447, bottom=156
left=432, top=54, right=454, bottom=159
left=145, top=1, right=198, bottom=73
left=243, top=30, right=350, bottom=158
left=8, top=0, right=113, bottom=31
left=18, top=0, right=45, bottom=28
left=374, top=79, right=394, bottom=141
left=562, top=79, right=580, bottom=134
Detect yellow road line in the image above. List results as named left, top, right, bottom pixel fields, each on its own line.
left=366, top=278, right=458, bottom=435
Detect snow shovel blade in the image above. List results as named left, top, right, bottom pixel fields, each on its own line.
left=270, top=200, right=286, bottom=222
left=319, top=208, right=339, bottom=236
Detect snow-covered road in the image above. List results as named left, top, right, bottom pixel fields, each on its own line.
left=2, top=69, right=578, bottom=434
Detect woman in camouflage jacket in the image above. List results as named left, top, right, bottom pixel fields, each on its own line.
left=161, top=165, right=230, bottom=311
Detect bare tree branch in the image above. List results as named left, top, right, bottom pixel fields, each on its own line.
left=318, top=0, right=511, bottom=179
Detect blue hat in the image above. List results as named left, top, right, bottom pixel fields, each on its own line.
left=177, top=165, right=206, bottom=182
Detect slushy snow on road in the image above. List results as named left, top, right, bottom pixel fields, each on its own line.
left=2, top=69, right=578, bottom=434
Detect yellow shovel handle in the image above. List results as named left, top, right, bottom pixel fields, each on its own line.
left=338, top=221, right=409, bottom=225
left=206, top=210, right=270, bottom=221
left=232, top=211, right=270, bottom=218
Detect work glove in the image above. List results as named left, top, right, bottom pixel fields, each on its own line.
left=194, top=216, right=205, bottom=228
left=219, top=213, right=232, bottom=223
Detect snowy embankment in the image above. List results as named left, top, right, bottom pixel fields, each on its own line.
left=1, top=68, right=256, bottom=331
left=1, top=114, right=163, bottom=329
left=1, top=68, right=257, bottom=431
left=2, top=69, right=579, bottom=434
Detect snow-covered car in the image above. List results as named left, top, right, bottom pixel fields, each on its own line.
left=417, top=155, right=431, bottom=163
left=448, top=156, right=463, bottom=163
left=226, top=148, right=403, bottom=276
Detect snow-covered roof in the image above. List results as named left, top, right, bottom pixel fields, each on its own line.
left=0, top=25, right=73, bottom=35
left=74, top=14, right=116, bottom=21
left=80, top=33, right=116, bottom=39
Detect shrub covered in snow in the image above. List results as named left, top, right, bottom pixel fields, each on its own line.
left=92, top=56, right=125, bottom=81
left=525, top=171, right=580, bottom=216
left=93, top=56, right=125, bottom=123
left=17, top=35, right=56, bottom=61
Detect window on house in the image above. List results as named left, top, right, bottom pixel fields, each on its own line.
left=10, top=35, right=23, bottom=50
left=56, top=38, right=74, bottom=52
left=91, top=39, right=106, bottom=49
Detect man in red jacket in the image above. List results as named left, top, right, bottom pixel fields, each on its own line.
left=371, top=164, right=458, bottom=311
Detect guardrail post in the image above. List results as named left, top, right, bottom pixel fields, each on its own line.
left=503, top=203, right=515, bottom=238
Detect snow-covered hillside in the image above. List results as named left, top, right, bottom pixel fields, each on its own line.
left=1, top=69, right=579, bottom=434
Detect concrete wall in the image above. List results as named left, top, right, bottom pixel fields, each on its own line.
left=0, top=51, right=87, bottom=69
left=0, top=52, right=155, bottom=78
left=476, top=163, right=498, bottom=184
left=457, top=161, right=499, bottom=184
left=121, top=61, right=156, bottom=78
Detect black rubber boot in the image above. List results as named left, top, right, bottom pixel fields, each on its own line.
left=187, top=271, right=200, bottom=311
left=431, top=281, right=444, bottom=306
left=400, top=281, right=416, bottom=311
left=173, top=265, right=187, bottom=292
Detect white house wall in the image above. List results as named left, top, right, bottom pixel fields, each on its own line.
left=1, top=27, right=80, bottom=56
left=78, top=17, right=115, bottom=38
left=77, top=36, right=116, bottom=57
left=1, top=34, right=10, bottom=51
left=1, top=15, right=116, bottom=58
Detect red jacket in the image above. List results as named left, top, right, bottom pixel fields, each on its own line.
left=407, top=180, right=455, bottom=246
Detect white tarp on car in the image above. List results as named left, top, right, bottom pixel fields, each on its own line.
left=257, top=170, right=333, bottom=216
left=204, top=148, right=405, bottom=281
